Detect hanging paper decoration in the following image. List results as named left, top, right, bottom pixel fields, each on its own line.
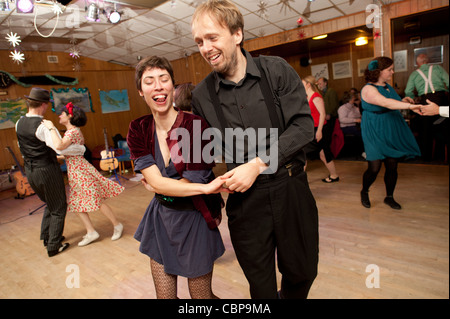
left=0, top=70, right=79, bottom=87
left=72, top=61, right=83, bottom=72
left=297, top=17, right=303, bottom=27
left=5, top=32, right=25, bottom=64
left=374, top=30, right=381, bottom=40
left=69, top=38, right=82, bottom=70
left=6, top=32, right=21, bottom=47
left=10, top=50, right=25, bottom=64
left=278, top=0, right=295, bottom=15
left=69, top=47, right=81, bottom=59
left=297, top=29, right=306, bottom=40
left=256, top=1, right=269, bottom=20
left=51, top=2, right=64, bottom=15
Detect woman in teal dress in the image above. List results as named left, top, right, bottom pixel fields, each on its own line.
left=360, top=57, right=422, bottom=210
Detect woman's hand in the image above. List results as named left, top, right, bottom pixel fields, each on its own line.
left=402, top=96, right=415, bottom=104
left=42, top=119, right=55, bottom=130
left=315, top=129, right=323, bottom=142
left=141, top=177, right=155, bottom=192
left=203, top=176, right=233, bottom=194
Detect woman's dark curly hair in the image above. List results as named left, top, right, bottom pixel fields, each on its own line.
left=364, top=56, right=394, bottom=83
left=62, top=103, right=87, bottom=127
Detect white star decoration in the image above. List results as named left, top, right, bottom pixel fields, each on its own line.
left=52, top=2, right=63, bottom=15
left=69, top=46, right=80, bottom=59
left=256, top=1, right=269, bottom=20
left=278, top=0, right=295, bottom=15
left=6, top=32, right=21, bottom=47
left=10, top=50, right=25, bottom=64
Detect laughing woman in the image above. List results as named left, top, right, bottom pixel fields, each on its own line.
left=127, top=56, right=227, bottom=299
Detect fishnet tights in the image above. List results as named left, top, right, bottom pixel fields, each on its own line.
left=150, top=258, right=218, bottom=299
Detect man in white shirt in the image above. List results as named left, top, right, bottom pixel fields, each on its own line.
left=16, top=87, right=85, bottom=257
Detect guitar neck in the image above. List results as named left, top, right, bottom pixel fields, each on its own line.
left=6, top=146, right=26, bottom=176
left=103, top=128, right=109, bottom=151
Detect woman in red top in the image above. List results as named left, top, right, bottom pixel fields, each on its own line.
left=303, top=75, right=340, bottom=183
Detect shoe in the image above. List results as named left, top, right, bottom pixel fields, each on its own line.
left=384, top=196, right=402, bottom=210
left=44, top=236, right=65, bottom=247
left=78, top=231, right=100, bottom=246
left=111, top=223, right=123, bottom=241
left=322, top=176, right=340, bottom=183
left=361, top=190, right=371, bottom=208
left=48, top=242, right=70, bottom=257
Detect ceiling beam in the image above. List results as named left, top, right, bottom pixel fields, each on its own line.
left=108, top=0, right=168, bottom=10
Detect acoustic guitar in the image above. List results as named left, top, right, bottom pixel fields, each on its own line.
left=6, top=146, right=35, bottom=198
left=100, top=128, right=119, bottom=171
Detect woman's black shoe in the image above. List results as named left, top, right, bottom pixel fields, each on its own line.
left=361, top=191, right=371, bottom=208
left=384, top=196, right=402, bottom=210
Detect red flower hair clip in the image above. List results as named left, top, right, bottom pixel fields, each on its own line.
left=66, top=102, right=74, bottom=116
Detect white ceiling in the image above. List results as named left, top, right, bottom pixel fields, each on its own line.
left=0, top=0, right=401, bottom=66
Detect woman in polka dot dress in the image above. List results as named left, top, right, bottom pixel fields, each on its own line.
left=43, top=103, right=124, bottom=247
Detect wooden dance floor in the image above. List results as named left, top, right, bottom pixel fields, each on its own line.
left=0, top=160, right=448, bottom=299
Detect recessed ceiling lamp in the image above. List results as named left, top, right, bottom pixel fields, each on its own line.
left=86, top=2, right=100, bottom=22
left=355, top=36, right=368, bottom=46
left=16, top=0, right=34, bottom=13
left=0, top=0, right=11, bottom=11
left=312, top=34, right=327, bottom=40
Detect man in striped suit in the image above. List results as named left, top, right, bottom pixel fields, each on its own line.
left=16, top=88, right=85, bottom=257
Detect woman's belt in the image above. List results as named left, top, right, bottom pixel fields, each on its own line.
left=154, top=193, right=196, bottom=211
left=369, top=109, right=394, bottom=114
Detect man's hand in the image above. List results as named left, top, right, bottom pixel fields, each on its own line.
left=221, top=157, right=268, bottom=192
left=417, top=99, right=440, bottom=116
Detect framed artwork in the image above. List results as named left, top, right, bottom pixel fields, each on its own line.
left=332, top=60, right=352, bottom=79
left=311, top=63, right=329, bottom=80
left=0, top=98, right=28, bottom=130
left=51, top=88, right=93, bottom=114
left=393, top=50, right=408, bottom=72
left=99, top=89, right=130, bottom=114
left=357, top=57, right=374, bottom=77
left=414, top=45, right=444, bottom=66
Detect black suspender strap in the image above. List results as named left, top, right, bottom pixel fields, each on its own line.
left=205, top=57, right=283, bottom=133
left=205, top=74, right=228, bottom=132
left=253, top=57, right=283, bottom=132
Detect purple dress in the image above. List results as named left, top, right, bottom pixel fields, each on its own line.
left=134, top=133, right=225, bottom=278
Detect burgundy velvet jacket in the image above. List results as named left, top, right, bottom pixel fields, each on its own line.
left=127, top=110, right=223, bottom=230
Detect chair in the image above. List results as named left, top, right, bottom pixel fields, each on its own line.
left=116, top=140, right=135, bottom=175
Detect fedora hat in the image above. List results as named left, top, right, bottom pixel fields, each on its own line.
left=25, top=88, right=53, bottom=103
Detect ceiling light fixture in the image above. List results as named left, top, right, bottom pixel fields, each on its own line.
left=109, top=10, right=120, bottom=23
left=355, top=36, right=368, bottom=46
left=108, top=3, right=121, bottom=23
left=312, top=34, right=327, bottom=40
left=16, top=0, right=34, bottom=13
left=86, top=2, right=100, bottom=22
